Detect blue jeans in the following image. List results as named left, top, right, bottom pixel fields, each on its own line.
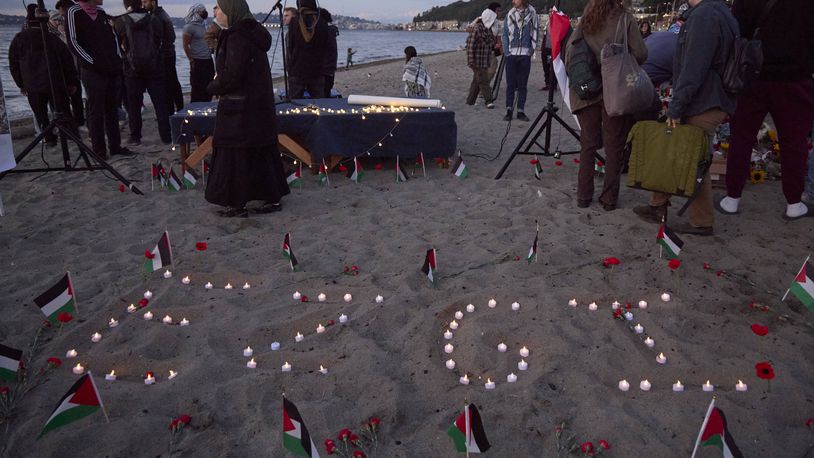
left=504, top=55, right=531, bottom=112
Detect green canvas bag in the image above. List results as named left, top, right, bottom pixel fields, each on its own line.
left=626, top=120, right=709, bottom=197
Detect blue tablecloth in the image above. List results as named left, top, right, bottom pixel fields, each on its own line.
left=170, top=98, right=457, bottom=161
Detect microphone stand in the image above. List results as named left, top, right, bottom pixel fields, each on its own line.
left=272, top=0, right=290, bottom=100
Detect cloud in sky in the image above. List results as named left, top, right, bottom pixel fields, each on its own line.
left=0, top=0, right=450, bottom=23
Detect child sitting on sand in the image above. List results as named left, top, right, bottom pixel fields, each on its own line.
left=402, top=46, right=432, bottom=98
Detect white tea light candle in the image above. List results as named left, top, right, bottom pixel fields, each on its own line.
left=449, top=320, right=459, bottom=330
left=180, top=318, right=190, bottom=326
left=318, top=293, right=326, bottom=302
left=640, top=379, right=652, bottom=391
left=243, top=346, right=253, bottom=357
left=163, top=270, right=172, bottom=279
left=108, top=318, right=118, bottom=328
left=444, top=343, right=454, bottom=354
left=91, top=332, right=102, bottom=343
left=507, top=373, right=517, bottom=383
left=105, top=370, right=116, bottom=381
left=182, top=276, right=191, bottom=284
left=466, top=304, right=475, bottom=313
left=66, top=349, right=77, bottom=358
left=72, top=363, right=85, bottom=375
left=143, top=311, right=153, bottom=321
left=443, top=329, right=453, bottom=340
left=246, top=358, right=257, bottom=369
left=454, top=311, right=464, bottom=320
left=293, top=291, right=301, bottom=300
left=497, top=343, right=507, bottom=353
left=703, top=380, right=714, bottom=392
left=343, top=293, right=353, bottom=303
left=518, top=360, right=528, bottom=371
left=656, top=353, right=667, bottom=364
left=143, top=290, right=153, bottom=299
left=661, top=292, right=671, bottom=302
left=445, top=359, right=455, bottom=370
left=271, top=342, right=280, bottom=351
left=618, top=379, right=630, bottom=391
left=488, top=298, right=497, bottom=308
left=672, top=380, right=684, bottom=392
left=281, top=362, right=292, bottom=372
left=735, top=380, right=748, bottom=392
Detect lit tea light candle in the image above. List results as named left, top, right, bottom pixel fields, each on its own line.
left=672, top=380, right=684, bottom=392
left=180, top=318, right=190, bottom=326
left=343, top=293, right=352, bottom=303
left=91, top=332, right=102, bottom=343
left=105, top=370, right=116, bottom=381
left=316, top=323, right=326, bottom=334
left=445, top=359, right=455, bottom=370
left=644, top=337, right=655, bottom=348
left=568, top=298, right=578, bottom=307
left=127, top=304, right=137, bottom=313
left=168, top=370, right=178, bottom=379
left=459, top=374, right=470, bottom=385
left=656, top=352, right=667, bottom=364
left=295, top=332, right=304, bottom=342
left=611, top=301, right=620, bottom=310
left=143, top=290, right=153, bottom=300
left=454, top=311, right=464, bottom=320
left=444, top=343, right=454, bottom=354
left=618, top=379, right=630, bottom=391
left=162, top=315, right=173, bottom=324
left=243, top=282, right=251, bottom=290
left=448, top=319, right=460, bottom=330
left=638, top=300, right=648, bottom=309
left=72, top=363, right=85, bottom=375
left=703, top=380, right=714, bottom=392
left=339, top=314, right=348, bottom=324
left=588, top=302, right=598, bottom=311
left=224, top=283, right=233, bottom=290
left=507, top=373, right=517, bottom=383
left=519, top=346, right=530, bottom=358
left=270, top=342, right=280, bottom=351
left=485, top=378, right=495, bottom=390
left=661, top=292, right=671, bottom=302
left=511, top=302, right=521, bottom=311
left=143, top=311, right=153, bottom=321
left=735, top=380, right=747, bottom=392
left=182, top=276, right=191, bottom=285
left=319, top=365, right=328, bottom=375
left=497, top=342, right=507, bottom=353
left=281, top=362, right=292, bottom=372
left=518, top=360, right=528, bottom=371
left=109, top=318, right=118, bottom=328
left=375, top=294, right=384, bottom=304
left=246, top=358, right=257, bottom=369
left=640, top=379, right=652, bottom=391
left=144, top=372, right=155, bottom=385
left=163, top=270, right=172, bottom=279
left=624, top=311, right=634, bottom=321
left=243, top=346, right=253, bottom=357
left=292, top=291, right=301, bottom=300
left=205, top=282, right=213, bottom=289
left=488, top=298, right=497, bottom=308
left=444, top=329, right=453, bottom=340
left=66, top=349, right=78, bottom=358
left=634, top=324, right=644, bottom=334
left=466, top=304, right=475, bottom=313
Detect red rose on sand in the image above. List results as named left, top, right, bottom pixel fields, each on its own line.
left=806, top=418, right=814, bottom=428
left=195, top=242, right=207, bottom=251
left=118, top=184, right=126, bottom=193
left=338, top=164, right=348, bottom=172
left=625, top=302, right=632, bottom=310
left=47, top=357, right=62, bottom=367
left=349, top=433, right=360, bottom=444
left=42, top=320, right=52, bottom=328
left=169, top=419, right=179, bottom=431
left=138, top=298, right=149, bottom=307
left=668, top=259, right=682, bottom=270
left=178, top=414, right=191, bottom=424
left=749, top=301, right=756, bottom=309
left=57, top=312, right=73, bottom=324
left=301, top=295, right=309, bottom=303
left=602, top=257, right=620, bottom=268
left=703, top=262, right=712, bottom=270
left=145, top=250, right=155, bottom=259
left=613, top=309, right=623, bottom=319
left=555, top=160, right=563, bottom=166
left=599, top=439, right=611, bottom=450
left=573, top=158, right=581, bottom=164
left=369, top=417, right=380, bottom=426
left=529, top=159, right=539, bottom=165
left=325, top=439, right=335, bottom=448
left=751, top=324, right=768, bottom=336
left=581, top=441, right=594, bottom=453
left=327, top=319, right=335, bottom=326
left=514, top=256, right=521, bottom=261
left=374, top=163, right=383, bottom=170
left=716, top=269, right=726, bottom=277
left=325, top=442, right=337, bottom=455
left=755, top=361, right=775, bottom=380
left=0, top=386, right=8, bottom=395
left=338, top=428, right=351, bottom=441
left=353, top=451, right=366, bottom=458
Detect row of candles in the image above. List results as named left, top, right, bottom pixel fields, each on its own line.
left=163, top=270, right=251, bottom=290
left=65, top=352, right=177, bottom=384
left=292, top=291, right=385, bottom=304
left=567, top=294, right=671, bottom=310
left=619, top=379, right=749, bottom=392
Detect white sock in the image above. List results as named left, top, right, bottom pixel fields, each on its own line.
left=786, top=202, right=808, bottom=218
left=720, top=196, right=740, bottom=213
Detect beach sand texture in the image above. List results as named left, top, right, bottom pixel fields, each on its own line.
left=0, top=50, right=812, bottom=457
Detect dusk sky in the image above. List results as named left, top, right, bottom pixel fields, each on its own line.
left=0, top=0, right=455, bottom=23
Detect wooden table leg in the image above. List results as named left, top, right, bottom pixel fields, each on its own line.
left=277, top=134, right=314, bottom=166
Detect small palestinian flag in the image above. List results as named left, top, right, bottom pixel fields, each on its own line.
left=421, top=248, right=437, bottom=283
left=396, top=156, right=409, bottom=182
left=527, top=224, right=539, bottom=264
left=34, top=273, right=77, bottom=324
left=183, top=167, right=199, bottom=189
left=657, top=223, right=683, bottom=259
left=167, top=169, right=182, bottom=192
left=150, top=162, right=160, bottom=190
left=595, top=159, right=605, bottom=174
left=531, top=158, right=542, bottom=180
left=144, top=231, right=173, bottom=273
left=417, top=152, right=427, bottom=178
left=316, top=161, right=329, bottom=185
left=447, top=404, right=491, bottom=454
left=282, top=397, right=320, bottom=458
left=789, top=259, right=814, bottom=310
left=38, top=373, right=104, bottom=439
left=157, top=163, right=168, bottom=188
left=452, top=154, right=468, bottom=179
left=695, top=401, right=743, bottom=458
left=347, top=157, right=363, bottom=183
left=282, top=233, right=298, bottom=271
left=0, top=343, right=23, bottom=382
left=287, top=165, right=302, bottom=188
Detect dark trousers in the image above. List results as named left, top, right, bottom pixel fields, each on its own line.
left=27, top=92, right=58, bottom=142
left=727, top=80, right=814, bottom=204
left=70, top=83, right=84, bottom=126
left=125, top=75, right=171, bottom=143
left=81, top=68, right=122, bottom=158
left=505, top=55, right=531, bottom=111
left=289, top=76, right=326, bottom=99
left=466, top=67, right=493, bottom=105
left=164, top=59, right=184, bottom=113
left=190, top=58, right=215, bottom=103
left=576, top=101, right=632, bottom=206
left=324, top=73, right=335, bottom=98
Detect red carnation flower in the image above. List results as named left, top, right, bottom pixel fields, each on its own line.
left=599, top=439, right=610, bottom=450
left=0, top=386, right=8, bottom=395
left=349, top=433, right=360, bottom=444
left=529, top=159, right=539, bottom=165
left=581, top=441, right=594, bottom=453
left=195, top=242, right=207, bottom=251
left=555, top=160, right=563, bottom=166
left=625, top=302, right=632, bottom=310
left=755, top=361, right=775, bottom=380
left=806, top=418, right=814, bottom=428
left=118, top=184, right=126, bottom=193
left=369, top=417, right=380, bottom=426
left=47, top=357, right=62, bottom=367
left=338, top=164, right=348, bottom=172
left=338, top=428, right=351, bottom=441
left=514, top=255, right=521, bottom=261
left=573, top=158, right=581, bottom=164
left=374, top=163, right=383, bottom=170
left=301, top=295, right=309, bottom=302
left=703, top=262, right=712, bottom=270
left=57, top=312, right=73, bottom=324
left=324, top=439, right=335, bottom=448
left=325, top=442, right=337, bottom=455
left=353, top=451, right=366, bottom=458
left=145, top=250, right=156, bottom=259
left=169, top=419, right=179, bottom=431
left=327, top=319, right=335, bottom=326
left=42, top=320, right=52, bottom=328
left=750, top=324, right=768, bottom=336
left=613, top=309, right=623, bottom=319
left=668, top=258, right=682, bottom=270
left=138, top=298, right=149, bottom=307
left=602, top=257, right=620, bottom=267
left=435, top=157, right=445, bottom=165
left=178, top=414, right=191, bottom=424
left=597, top=160, right=605, bottom=167
left=716, top=269, right=726, bottom=277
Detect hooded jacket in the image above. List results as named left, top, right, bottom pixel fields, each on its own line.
left=113, top=9, right=164, bottom=78
left=207, top=18, right=277, bottom=148
left=9, top=22, right=79, bottom=94
left=65, top=3, right=122, bottom=76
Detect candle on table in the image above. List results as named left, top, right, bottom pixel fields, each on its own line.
left=445, top=359, right=455, bottom=370
left=66, top=349, right=77, bottom=358
left=271, top=342, right=280, bottom=351
left=243, top=282, right=251, bottom=290
left=295, top=332, right=304, bottom=342
left=293, top=291, right=302, bottom=300
left=162, top=315, right=173, bottom=324
left=105, top=370, right=116, bottom=381
left=127, top=304, right=137, bottom=313
left=109, top=318, right=118, bottom=328
left=644, top=337, right=655, bottom=348
left=488, top=298, right=497, bottom=308
left=343, top=293, right=353, bottom=303
left=224, top=283, right=233, bottom=290
left=661, top=292, right=671, bottom=302
left=497, top=342, right=507, bottom=353
left=640, top=379, right=652, bottom=391
left=511, top=302, right=521, bottom=311
left=182, top=276, right=191, bottom=284
left=243, top=346, right=253, bottom=357
left=180, top=318, right=190, bottom=326
left=611, top=301, right=620, bottom=310
left=319, top=365, right=328, bottom=374
left=246, top=358, right=257, bottom=369
left=281, top=362, right=292, bottom=372
left=443, top=329, right=453, bottom=340
left=316, top=323, right=326, bottom=334
left=449, top=320, right=459, bottom=330
left=703, top=380, right=714, bottom=392
left=164, top=270, right=172, bottom=278
left=144, top=372, right=155, bottom=385
left=72, top=363, right=85, bottom=375
left=638, top=300, right=648, bottom=309
left=568, top=299, right=578, bottom=307
left=618, top=379, right=630, bottom=391
left=143, top=311, right=153, bottom=321
left=444, top=343, right=454, bottom=354
left=318, top=293, right=327, bottom=302
left=169, top=370, right=178, bottom=379
left=519, top=346, right=530, bottom=357
left=91, top=332, right=102, bottom=343
left=588, top=302, right=598, bottom=311
left=656, top=352, right=667, bottom=364
left=143, top=290, right=153, bottom=299
left=735, top=380, right=748, bottom=392
left=518, top=360, right=528, bottom=371
left=507, top=373, right=517, bottom=383
left=205, top=282, right=213, bottom=289
left=634, top=324, right=644, bottom=334
left=454, top=311, right=464, bottom=320
left=672, top=380, right=684, bottom=392
left=466, top=304, right=475, bottom=313
left=459, top=374, right=470, bottom=385
left=485, top=378, right=495, bottom=390
left=339, top=314, right=348, bottom=324
left=375, top=294, right=384, bottom=304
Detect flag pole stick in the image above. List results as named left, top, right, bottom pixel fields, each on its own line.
left=421, top=152, right=427, bottom=178
left=150, top=160, right=154, bottom=191
left=396, top=155, right=399, bottom=182
left=67, top=271, right=79, bottom=316
left=464, top=399, right=470, bottom=458
left=536, top=221, right=539, bottom=263
left=782, top=255, right=810, bottom=301
left=87, top=372, right=110, bottom=423
left=690, top=397, right=715, bottom=458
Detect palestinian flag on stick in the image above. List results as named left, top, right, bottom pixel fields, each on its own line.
left=447, top=404, right=491, bottom=453
left=283, top=397, right=320, bottom=457
left=531, top=158, right=542, bottom=180
left=595, top=159, right=605, bottom=174
left=421, top=248, right=437, bottom=283
left=692, top=399, right=743, bottom=458
left=396, top=156, right=409, bottom=182
left=0, top=344, right=23, bottom=382
left=34, top=273, right=77, bottom=323
left=316, top=160, right=329, bottom=185
left=167, top=169, right=182, bottom=192
left=38, top=373, right=105, bottom=439
left=183, top=167, right=199, bottom=189
left=144, top=231, right=173, bottom=273
left=347, top=157, right=363, bottom=183
left=528, top=223, right=539, bottom=264
left=657, top=223, right=683, bottom=259
left=282, top=233, right=298, bottom=271
left=287, top=164, right=303, bottom=188
left=451, top=153, right=468, bottom=179
left=788, top=258, right=814, bottom=310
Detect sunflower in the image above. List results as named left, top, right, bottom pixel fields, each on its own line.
left=750, top=169, right=766, bottom=184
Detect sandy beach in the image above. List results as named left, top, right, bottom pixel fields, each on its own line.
left=0, top=49, right=812, bottom=457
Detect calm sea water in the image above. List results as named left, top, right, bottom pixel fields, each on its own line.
left=0, top=26, right=467, bottom=120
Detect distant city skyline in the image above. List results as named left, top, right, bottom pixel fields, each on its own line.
left=0, top=0, right=453, bottom=23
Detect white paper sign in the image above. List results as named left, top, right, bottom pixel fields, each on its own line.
left=0, top=77, right=17, bottom=173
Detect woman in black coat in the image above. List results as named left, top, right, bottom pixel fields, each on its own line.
left=205, top=0, right=289, bottom=217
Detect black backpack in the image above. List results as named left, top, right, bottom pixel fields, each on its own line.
left=566, top=28, right=602, bottom=100
left=720, top=0, right=777, bottom=94
left=123, top=13, right=161, bottom=77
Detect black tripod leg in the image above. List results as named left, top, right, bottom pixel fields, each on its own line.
left=494, top=109, right=548, bottom=179
left=0, top=129, right=49, bottom=179
left=58, top=126, right=144, bottom=195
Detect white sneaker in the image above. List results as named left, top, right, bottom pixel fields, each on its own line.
left=486, top=102, right=494, bottom=109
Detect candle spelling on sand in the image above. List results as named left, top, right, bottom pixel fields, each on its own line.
left=445, top=359, right=456, bottom=370
left=91, top=332, right=102, bottom=343
left=466, top=304, right=475, bottom=313
left=109, top=318, right=118, bottom=328
left=243, top=346, right=253, bottom=357
left=507, top=373, right=518, bottom=383
left=281, top=362, right=292, bottom=372
left=444, top=329, right=453, bottom=340
left=143, top=311, right=153, bottom=321
left=618, top=380, right=630, bottom=391
left=295, top=332, right=304, bottom=342
left=316, top=324, right=326, bottom=334
left=485, top=378, right=495, bottom=390
left=488, top=299, right=497, bottom=308
left=163, top=270, right=172, bottom=279
left=182, top=276, right=191, bottom=284
left=319, top=365, right=328, bottom=375
left=518, top=360, right=528, bottom=371
left=180, top=318, right=190, bottom=326
left=444, top=343, right=454, bottom=354
left=703, top=380, right=714, bottom=392
left=143, top=290, right=153, bottom=299
left=673, top=380, right=684, bottom=392
left=497, top=343, right=507, bottom=353
left=459, top=374, right=470, bottom=385
left=449, top=320, right=459, bottom=330
left=66, top=349, right=77, bottom=358
left=656, top=353, right=667, bottom=364
left=72, top=363, right=85, bottom=375
left=246, top=358, right=257, bottom=369
left=105, top=370, right=116, bottom=381
left=640, top=380, right=652, bottom=391
left=736, top=380, right=748, bottom=392
left=318, top=293, right=327, bottom=302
